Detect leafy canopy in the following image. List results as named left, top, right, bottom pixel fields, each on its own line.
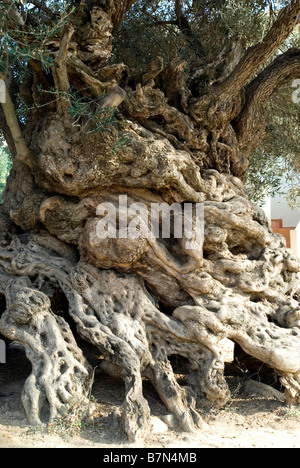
left=0, top=0, right=299, bottom=206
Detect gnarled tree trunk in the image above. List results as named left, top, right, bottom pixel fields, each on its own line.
left=0, top=0, right=299, bottom=442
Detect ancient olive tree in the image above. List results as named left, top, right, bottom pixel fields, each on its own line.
left=0, top=0, right=299, bottom=442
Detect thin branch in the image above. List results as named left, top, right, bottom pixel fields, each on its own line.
left=142, top=10, right=178, bottom=32
left=0, top=73, right=32, bottom=167
left=111, top=0, right=136, bottom=31
left=173, top=0, right=207, bottom=58
left=27, top=0, right=57, bottom=20
left=174, top=0, right=195, bottom=38
left=215, top=0, right=300, bottom=97
left=0, top=0, right=26, bottom=26
left=51, top=24, right=75, bottom=114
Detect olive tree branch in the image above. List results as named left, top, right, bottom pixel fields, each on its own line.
left=0, top=73, right=32, bottom=167
left=234, top=48, right=300, bottom=155
left=216, top=0, right=300, bottom=97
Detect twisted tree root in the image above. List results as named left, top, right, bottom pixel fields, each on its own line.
left=0, top=235, right=299, bottom=441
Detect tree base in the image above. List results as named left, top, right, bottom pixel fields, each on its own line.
left=0, top=233, right=299, bottom=441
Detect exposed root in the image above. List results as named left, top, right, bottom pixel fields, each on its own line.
left=0, top=233, right=299, bottom=440
left=0, top=276, right=92, bottom=425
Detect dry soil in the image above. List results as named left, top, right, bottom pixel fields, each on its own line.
left=0, top=344, right=299, bottom=449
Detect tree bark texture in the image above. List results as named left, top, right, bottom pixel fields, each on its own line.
left=0, top=0, right=300, bottom=441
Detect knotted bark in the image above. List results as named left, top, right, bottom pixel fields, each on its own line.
left=0, top=0, right=299, bottom=442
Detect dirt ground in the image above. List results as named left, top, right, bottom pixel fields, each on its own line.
left=0, top=344, right=299, bottom=449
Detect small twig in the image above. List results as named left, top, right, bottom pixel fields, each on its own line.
left=84, top=366, right=97, bottom=418
left=27, top=0, right=57, bottom=20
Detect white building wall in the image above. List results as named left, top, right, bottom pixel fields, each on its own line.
left=262, top=194, right=300, bottom=258
left=271, top=193, right=300, bottom=228
left=262, top=197, right=272, bottom=223
left=296, top=222, right=300, bottom=258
